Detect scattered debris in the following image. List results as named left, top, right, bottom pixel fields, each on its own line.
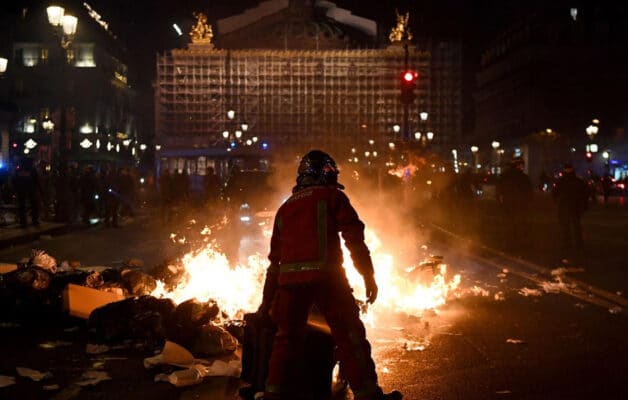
left=63, top=283, right=126, bottom=319
left=609, top=306, right=622, bottom=315
left=30, top=250, right=57, bottom=273
left=551, top=267, right=585, bottom=276
left=144, top=341, right=194, bottom=369
left=75, top=370, right=111, bottom=386
left=518, top=287, right=542, bottom=297
left=86, top=344, right=110, bottom=354
left=39, top=341, right=73, bottom=349
left=0, top=375, right=16, bottom=388
left=16, top=367, right=53, bottom=381
left=496, top=390, right=512, bottom=394
left=471, top=286, right=490, bottom=297
left=155, top=365, right=206, bottom=387
left=403, top=340, right=430, bottom=351
left=506, top=339, right=525, bottom=345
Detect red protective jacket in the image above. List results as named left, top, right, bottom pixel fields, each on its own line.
left=267, top=185, right=374, bottom=286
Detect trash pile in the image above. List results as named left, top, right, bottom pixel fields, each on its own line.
left=0, top=249, right=245, bottom=388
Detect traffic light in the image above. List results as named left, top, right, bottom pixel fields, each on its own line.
left=585, top=151, right=593, bottom=162
left=400, top=70, right=417, bottom=105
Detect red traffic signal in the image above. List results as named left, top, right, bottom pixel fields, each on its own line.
left=403, top=71, right=417, bottom=82
left=400, top=70, right=418, bottom=105
left=585, top=152, right=593, bottom=162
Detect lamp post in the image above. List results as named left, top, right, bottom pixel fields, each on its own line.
left=47, top=5, right=78, bottom=222
left=471, top=145, right=479, bottom=169
left=491, top=141, right=500, bottom=173
left=47, top=5, right=78, bottom=161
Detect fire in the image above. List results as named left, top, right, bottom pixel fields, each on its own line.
left=152, top=225, right=461, bottom=324
left=151, top=242, right=266, bottom=321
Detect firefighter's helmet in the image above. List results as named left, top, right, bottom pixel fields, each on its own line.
left=295, top=150, right=343, bottom=190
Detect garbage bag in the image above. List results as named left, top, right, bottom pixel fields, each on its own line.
left=88, top=296, right=175, bottom=345
left=190, top=323, right=238, bottom=357
left=121, top=269, right=156, bottom=296
left=85, top=269, right=123, bottom=289
left=29, top=250, right=57, bottom=274
left=165, top=299, right=219, bottom=348
left=15, top=267, right=51, bottom=291
left=150, top=261, right=185, bottom=289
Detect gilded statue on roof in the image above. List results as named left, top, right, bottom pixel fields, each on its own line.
left=190, top=12, right=213, bottom=44
left=389, top=11, right=413, bottom=43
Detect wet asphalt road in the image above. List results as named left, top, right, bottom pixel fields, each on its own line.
left=1, top=209, right=627, bottom=399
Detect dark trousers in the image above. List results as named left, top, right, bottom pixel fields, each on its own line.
left=559, top=211, right=583, bottom=250
left=17, top=191, right=39, bottom=226
left=265, top=278, right=381, bottom=400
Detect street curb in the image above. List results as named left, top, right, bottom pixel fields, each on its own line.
left=428, top=222, right=628, bottom=311
left=0, top=224, right=78, bottom=249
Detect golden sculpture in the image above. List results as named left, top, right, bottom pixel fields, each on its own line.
left=190, top=12, right=213, bottom=44
left=389, top=11, right=413, bottom=43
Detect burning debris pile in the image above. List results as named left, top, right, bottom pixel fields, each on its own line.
left=0, top=223, right=463, bottom=390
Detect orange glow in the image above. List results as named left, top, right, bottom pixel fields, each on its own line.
left=152, top=226, right=461, bottom=324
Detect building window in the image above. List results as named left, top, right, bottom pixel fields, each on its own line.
left=19, top=45, right=40, bottom=67
left=74, top=43, right=96, bottom=67
left=40, top=48, right=49, bottom=65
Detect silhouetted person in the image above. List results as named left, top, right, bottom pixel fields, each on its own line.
left=496, top=157, right=533, bottom=249
left=553, top=164, right=589, bottom=252
left=101, top=168, right=120, bottom=227
left=601, top=174, right=613, bottom=204
left=13, top=158, right=41, bottom=228
left=159, top=169, right=174, bottom=224
left=79, top=165, right=98, bottom=225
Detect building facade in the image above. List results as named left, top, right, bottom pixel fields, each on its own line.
left=474, top=3, right=628, bottom=178
left=155, top=0, right=462, bottom=176
left=0, top=2, right=143, bottom=169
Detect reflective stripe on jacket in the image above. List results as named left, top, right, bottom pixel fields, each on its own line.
left=268, top=186, right=374, bottom=285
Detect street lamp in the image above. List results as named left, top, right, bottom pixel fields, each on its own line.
left=227, top=110, right=235, bottom=120
left=471, top=145, right=479, bottom=169
left=426, top=131, right=434, bottom=141
left=392, top=124, right=401, bottom=134
left=420, top=112, right=428, bottom=121
left=585, top=124, right=598, bottom=140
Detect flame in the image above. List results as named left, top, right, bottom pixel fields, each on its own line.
left=152, top=226, right=461, bottom=323
left=151, top=242, right=266, bottom=320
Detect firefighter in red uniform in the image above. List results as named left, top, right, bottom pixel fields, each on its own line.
left=260, top=150, right=402, bottom=400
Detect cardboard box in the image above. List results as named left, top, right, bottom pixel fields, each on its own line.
left=63, top=284, right=126, bottom=319
left=0, top=263, right=18, bottom=274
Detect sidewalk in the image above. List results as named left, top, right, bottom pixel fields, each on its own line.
left=0, top=221, right=74, bottom=249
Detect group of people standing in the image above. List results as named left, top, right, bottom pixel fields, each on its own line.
left=495, top=157, right=590, bottom=253
left=5, top=159, right=137, bottom=228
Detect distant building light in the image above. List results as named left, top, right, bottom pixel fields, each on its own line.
left=230, top=141, right=236, bottom=148
left=173, top=23, right=183, bottom=36
left=570, top=8, right=578, bottom=21
left=0, top=57, right=7, bottom=74
left=261, top=142, right=269, bottom=150
left=514, top=148, right=522, bottom=157
left=116, top=143, right=120, bottom=152
left=155, top=144, right=162, bottom=151
left=24, top=138, right=38, bottom=149
left=491, top=141, right=500, bottom=149
left=80, top=123, right=94, bottom=134
left=602, top=151, right=609, bottom=159
left=471, top=146, right=479, bottom=153
left=79, top=138, right=93, bottom=149
left=140, top=144, right=147, bottom=151
left=590, top=143, right=599, bottom=153
left=123, top=139, right=132, bottom=146
left=96, top=139, right=101, bottom=149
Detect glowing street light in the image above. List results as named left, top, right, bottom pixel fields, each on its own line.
left=420, top=112, right=428, bottom=121
left=227, top=110, right=235, bottom=120
left=414, top=132, right=421, bottom=140
left=491, top=141, right=500, bottom=149
left=471, top=146, right=479, bottom=153
left=222, top=130, right=229, bottom=139
left=392, top=124, right=401, bottom=133
left=426, top=131, right=434, bottom=141
left=79, top=138, right=92, bottom=149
